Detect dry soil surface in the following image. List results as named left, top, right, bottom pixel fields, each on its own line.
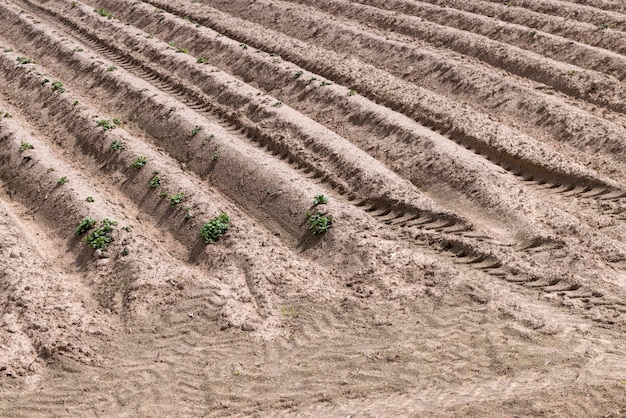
left=1, top=0, right=626, bottom=416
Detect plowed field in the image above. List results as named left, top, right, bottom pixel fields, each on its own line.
left=1, top=0, right=626, bottom=415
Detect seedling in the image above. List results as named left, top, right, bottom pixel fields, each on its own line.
left=110, top=140, right=124, bottom=151
left=72, top=99, right=79, bottom=106
left=294, top=70, right=303, bottom=79
left=176, top=47, right=189, bottom=53
left=112, top=117, right=122, bottom=126
left=130, top=156, right=147, bottom=169
left=42, top=78, right=50, bottom=85
left=159, top=191, right=168, bottom=198
left=84, top=218, right=118, bottom=250
left=19, top=141, right=34, bottom=152
left=94, top=8, right=114, bottom=19
left=72, top=47, right=83, bottom=53
left=273, top=101, right=283, bottom=107
left=313, top=194, right=328, bottom=205
left=199, top=213, right=230, bottom=243
left=71, top=1, right=78, bottom=8
left=306, top=211, right=332, bottom=235
left=122, top=247, right=130, bottom=256
left=51, top=81, right=65, bottom=92
left=106, top=66, right=117, bottom=72
left=85, top=196, right=95, bottom=202
left=598, top=23, right=610, bottom=30
left=57, top=176, right=69, bottom=185
left=347, top=89, right=356, bottom=96
left=211, top=150, right=220, bottom=161
left=16, top=56, right=34, bottom=64
left=167, top=41, right=176, bottom=48
left=197, top=57, right=208, bottom=64
left=149, top=172, right=161, bottom=188
left=320, top=80, right=332, bottom=87
left=75, top=217, right=96, bottom=235
left=122, top=225, right=132, bottom=232
left=97, top=119, right=115, bottom=130
left=191, top=125, right=202, bottom=136
left=239, top=43, right=249, bottom=50
left=306, top=195, right=332, bottom=234
left=529, top=29, right=537, bottom=38
left=168, top=192, right=185, bottom=206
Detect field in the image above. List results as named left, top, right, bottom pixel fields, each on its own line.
left=1, top=0, right=626, bottom=415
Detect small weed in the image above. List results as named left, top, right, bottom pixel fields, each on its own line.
left=47, top=167, right=55, bottom=173
left=149, top=171, right=161, bottom=188
left=598, top=23, right=610, bottom=30
left=71, top=1, right=78, bottom=8
left=211, top=150, right=220, bottom=161
left=106, top=65, right=117, bottom=71
left=51, top=81, right=65, bottom=92
left=182, top=15, right=190, bottom=21
left=122, top=225, right=132, bottom=232
left=196, top=57, right=208, bottom=64
left=72, top=47, right=83, bottom=53
left=191, top=125, right=202, bottom=136
left=97, top=119, right=115, bottom=130
left=72, top=99, right=79, bottom=106
left=273, top=101, right=283, bottom=108
left=16, top=56, right=34, bottom=64
left=3, top=48, right=13, bottom=52
left=566, top=69, right=577, bottom=76
left=110, top=140, right=124, bottom=151
left=184, top=208, right=194, bottom=220
left=156, top=8, right=165, bottom=13
left=199, top=213, right=230, bottom=244
left=85, top=196, right=95, bottom=202
left=130, top=156, right=147, bottom=169
left=75, top=217, right=96, bottom=235
left=320, top=80, right=332, bottom=87
left=529, top=29, right=537, bottom=38
left=168, top=192, right=185, bottom=206
left=313, top=194, right=328, bottom=205
left=159, top=191, right=168, bottom=198
left=294, top=70, right=303, bottom=79
left=19, top=141, right=34, bottom=152
left=122, top=247, right=130, bottom=256
left=112, top=117, right=122, bottom=126
left=167, top=41, right=176, bottom=48
left=239, top=43, right=249, bottom=50
left=42, top=78, right=50, bottom=85
left=347, top=89, right=356, bottom=96
left=307, top=76, right=317, bottom=84
left=176, top=47, right=189, bottom=53
left=57, top=176, right=69, bottom=185
left=84, top=218, right=118, bottom=250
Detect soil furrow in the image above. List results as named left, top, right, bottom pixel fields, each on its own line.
left=508, top=0, right=626, bottom=29
left=139, top=0, right=626, bottom=187
left=11, top=0, right=467, bottom=235
left=412, top=0, right=626, bottom=56
left=2, top=0, right=626, bottom=414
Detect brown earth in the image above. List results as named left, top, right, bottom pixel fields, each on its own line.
left=0, top=0, right=625, bottom=415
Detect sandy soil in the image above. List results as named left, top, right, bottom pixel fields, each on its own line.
left=0, top=0, right=625, bottom=415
